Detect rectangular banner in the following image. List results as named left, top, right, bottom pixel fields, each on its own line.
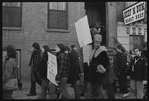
left=75, top=15, right=92, bottom=47
left=123, top=2, right=146, bottom=25
left=47, top=52, right=58, bottom=86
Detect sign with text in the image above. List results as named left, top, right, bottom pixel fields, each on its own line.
left=123, top=2, right=146, bottom=25
left=126, top=26, right=146, bottom=35
left=47, top=52, right=58, bottom=86
left=75, top=15, right=92, bottom=47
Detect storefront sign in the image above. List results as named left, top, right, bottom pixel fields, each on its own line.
left=123, top=2, right=145, bottom=25
left=126, top=26, right=146, bottom=35
left=47, top=52, right=58, bottom=86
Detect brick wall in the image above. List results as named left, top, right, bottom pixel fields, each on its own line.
left=2, top=2, right=86, bottom=80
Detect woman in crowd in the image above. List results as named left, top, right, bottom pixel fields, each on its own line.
left=55, top=44, right=73, bottom=99
left=86, top=34, right=109, bottom=99
left=3, top=45, right=17, bottom=99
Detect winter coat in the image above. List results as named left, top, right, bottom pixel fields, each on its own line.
left=56, top=51, right=69, bottom=81
left=89, top=46, right=110, bottom=84
left=129, top=55, right=147, bottom=81
left=116, top=52, right=129, bottom=74
left=38, top=52, right=49, bottom=80
left=28, top=49, right=42, bottom=81
left=68, top=49, right=81, bottom=84
left=3, top=58, right=17, bottom=85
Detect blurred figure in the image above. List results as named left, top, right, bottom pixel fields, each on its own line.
left=27, top=42, right=42, bottom=96
left=142, top=42, right=147, bottom=99
left=38, top=45, right=57, bottom=99
left=3, top=45, right=17, bottom=99
left=69, top=45, right=81, bottom=99
left=129, top=46, right=147, bottom=99
left=116, top=44, right=130, bottom=98
left=55, top=44, right=73, bottom=99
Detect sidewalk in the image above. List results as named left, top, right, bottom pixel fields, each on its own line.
left=12, top=80, right=136, bottom=99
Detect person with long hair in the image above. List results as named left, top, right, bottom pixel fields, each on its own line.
left=38, top=45, right=57, bottom=99
left=3, top=44, right=17, bottom=99
left=27, top=42, right=42, bottom=96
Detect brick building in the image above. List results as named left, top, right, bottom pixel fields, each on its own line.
left=2, top=2, right=147, bottom=80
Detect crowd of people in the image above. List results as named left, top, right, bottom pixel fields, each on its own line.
left=2, top=22, right=147, bottom=99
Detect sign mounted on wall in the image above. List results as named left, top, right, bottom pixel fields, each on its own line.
left=123, top=2, right=146, bottom=25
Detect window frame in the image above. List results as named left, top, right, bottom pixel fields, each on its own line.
left=47, top=2, right=68, bottom=30
left=2, top=2, right=23, bottom=28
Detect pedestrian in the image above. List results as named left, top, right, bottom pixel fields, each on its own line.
left=86, top=34, right=109, bottom=99
left=142, top=42, right=147, bottom=99
left=129, top=45, right=147, bottom=99
left=37, top=45, right=57, bottom=99
left=27, top=42, right=42, bottom=96
left=112, top=48, right=118, bottom=93
left=103, top=61, right=116, bottom=99
left=116, top=44, right=130, bottom=98
left=68, top=45, right=81, bottom=99
left=55, top=44, right=73, bottom=99
left=3, top=45, right=17, bottom=99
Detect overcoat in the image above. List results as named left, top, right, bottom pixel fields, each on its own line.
left=89, top=46, right=110, bottom=84
left=68, top=49, right=81, bottom=84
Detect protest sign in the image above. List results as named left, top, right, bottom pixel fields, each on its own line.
left=47, top=52, right=58, bottom=86
left=75, top=15, right=92, bottom=47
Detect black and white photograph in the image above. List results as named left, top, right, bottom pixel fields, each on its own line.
left=2, top=2, right=147, bottom=99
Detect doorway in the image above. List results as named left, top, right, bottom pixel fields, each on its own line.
left=85, top=2, right=106, bottom=45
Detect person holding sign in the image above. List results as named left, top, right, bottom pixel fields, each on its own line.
left=55, top=44, right=73, bottom=99
left=86, top=34, right=109, bottom=99
left=38, top=45, right=57, bottom=99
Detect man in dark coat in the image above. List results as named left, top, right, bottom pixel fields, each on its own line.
left=69, top=44, right=81, bottom=99
left=27, top=42, right=42, bottom=96
left=129, top=46, right=147, bottom=99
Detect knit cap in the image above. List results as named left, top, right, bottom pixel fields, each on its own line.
left=94, top=34, right=102, bottom=43
left=57, top=44, right=65, bottom=51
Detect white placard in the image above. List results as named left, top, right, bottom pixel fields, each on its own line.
left=47, top=52, right=58, bottom=86
left=83, top=45, right=92, bottom=63
left=75, top=15, right=92, bottom=47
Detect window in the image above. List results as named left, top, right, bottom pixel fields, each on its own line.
left=48, top=2, right=68, bottom=29
left=2, top=2, right=22, bottom=28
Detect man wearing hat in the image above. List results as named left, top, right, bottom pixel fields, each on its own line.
left=86, top=34, right=109, bottom=99
left=27, top=42, right=42, bottom=96
left=54, top=44, right=73, bottom=99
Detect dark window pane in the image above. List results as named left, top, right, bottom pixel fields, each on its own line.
left=2, top=6, right=21, bottom=27
left=48, top=10, right=58, bottom=29
left=57, top=11, right=67, bottom=29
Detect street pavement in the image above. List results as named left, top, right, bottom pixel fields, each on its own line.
left=12, top=80, right=137, bottom=99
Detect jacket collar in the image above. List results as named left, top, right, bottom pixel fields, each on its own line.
left=90, top=46, right=107, bottom=61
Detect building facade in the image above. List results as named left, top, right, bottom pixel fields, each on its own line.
left=2, top=2, right=147, bottom=80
